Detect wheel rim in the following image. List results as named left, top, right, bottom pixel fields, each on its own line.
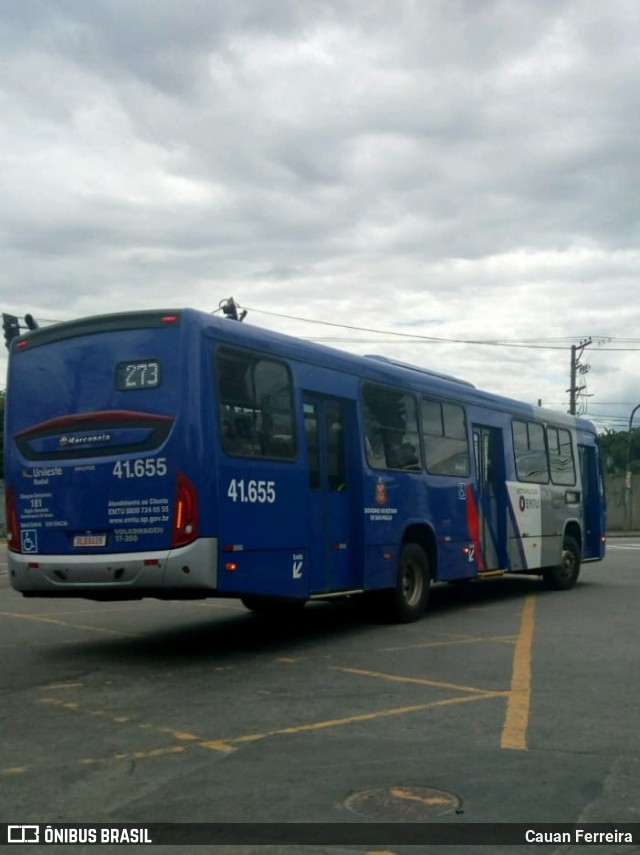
left=401, top=554, right=424, bottom=606
left=558, top=547, right=576, bottom=582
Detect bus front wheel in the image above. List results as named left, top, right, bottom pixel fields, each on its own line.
left=385, top=542, right=430, bottom=623
left=543, top=535, right=581, bottom=591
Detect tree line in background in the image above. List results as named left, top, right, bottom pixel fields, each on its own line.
left=598, top=427, right=640, bottom=476
left=0, top=391, right=637, bottom=479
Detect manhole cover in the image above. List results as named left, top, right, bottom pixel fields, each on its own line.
left=344, top=786, right=462, bottom=820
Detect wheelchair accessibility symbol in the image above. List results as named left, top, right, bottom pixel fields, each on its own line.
left=21, top=530, right=38, bottom=553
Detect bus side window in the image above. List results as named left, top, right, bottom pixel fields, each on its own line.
left=216, top=348, right=296, bottom=460
left=421, top=398, right=469, bottom=476
left=364, top=411, right=386, bottom=468
left=327, top=406, right=347, bottom=491
left=220, top=408, right=257, bottom=455
left=548, top=426, right=576, bottom=486
left=304, top=402, right=321, bottom=490
left=512, top=419, right=549, bottom=483
left=362, top=384, right=421, bottom=471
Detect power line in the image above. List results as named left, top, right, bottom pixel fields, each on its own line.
left=244, top=306, right=640, bottom=351
left=10, top=304, right=640, bottom=352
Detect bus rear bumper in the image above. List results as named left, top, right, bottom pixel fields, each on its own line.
left=8, top=538, right=218, bottom=598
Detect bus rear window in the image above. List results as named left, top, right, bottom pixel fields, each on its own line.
left=216, top=347, right=296, bottom=460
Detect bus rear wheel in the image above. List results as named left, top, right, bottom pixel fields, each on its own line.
left=384, top=542, right=430, bottom=623
left=543, top=535, right=581, bottom=591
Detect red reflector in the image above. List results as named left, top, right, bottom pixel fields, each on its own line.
left=144, top=559, right=159, bottom=566
left=28, top=562, right=40, bottom=568
left=5, top=487, right=21, bottom=554
left=16, top=340, right=28, bottom=349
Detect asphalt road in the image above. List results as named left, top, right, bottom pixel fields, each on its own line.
left=1, top=541, right=639, bottom=854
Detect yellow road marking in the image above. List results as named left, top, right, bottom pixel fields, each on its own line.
left=229, top=704, right=434, bottom=742
left=226, top=691, right=506, bottom=746
left=380, top=634, right=516, bottom=652
left=163, top=730, right=200, bottom=741
left=335, top=666, right=496, bottom=696
left=389, top=787, right=452, bottom=806
left=43, top=682, right=84, bottom=690
left=0, top=611, right=134, bottom=638
left=40, top=697, right=201, bottom=743
left=199, top=739, right=236, bottom=752
left=4, top=600, right=531, bottom=777
left=4, top=679, right=508, bottom=775
left=81, top=745, right=187, bottom=764
left=501, top=593, right=536, bottom=750
left=116, top=746, right=185, bottom=760
left=30, top=606, right=145, bottom=616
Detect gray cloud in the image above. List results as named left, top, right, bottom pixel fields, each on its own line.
left=2, top=0, right=640, bottom=427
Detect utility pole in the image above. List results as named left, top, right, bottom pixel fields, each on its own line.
left=567, top=338, right=593, bottom=415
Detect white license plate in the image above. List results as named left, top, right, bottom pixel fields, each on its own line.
left=73, top=534, right=107, bottom=548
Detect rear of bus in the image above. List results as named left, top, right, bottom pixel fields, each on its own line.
left=4, top=309, right=216, bottom=599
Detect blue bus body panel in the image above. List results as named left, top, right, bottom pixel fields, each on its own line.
left=5, top=313, right=211, bottom=557
left=215, top=453, right=312, bottom=597
left=4, top=306, right=606, bottom=602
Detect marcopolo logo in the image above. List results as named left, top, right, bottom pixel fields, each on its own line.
left=59, top=433, right=111, bottom=447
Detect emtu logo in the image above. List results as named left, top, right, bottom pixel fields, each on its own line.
left=519, top=495, right=541, bottom=512
left=8, top=826, right=39, bottom=844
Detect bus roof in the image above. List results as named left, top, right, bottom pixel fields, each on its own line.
left=10, top=306, right=597, bottom=435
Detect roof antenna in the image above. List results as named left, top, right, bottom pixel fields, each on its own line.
left=220, top=297, right=247, bottom=321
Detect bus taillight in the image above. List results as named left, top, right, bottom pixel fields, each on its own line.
left=5, top=487, right=21, bottom=553
left=172, top=472, right=199, bottom=548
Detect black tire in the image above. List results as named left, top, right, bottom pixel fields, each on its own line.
left=543, top=535, right=581, bottom=591
left=383, top=542, right=430, bottom=623
left=240, top=595, right=306, bottom=617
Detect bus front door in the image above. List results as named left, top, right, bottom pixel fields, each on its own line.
left=579, top=444, right=606, bottom=559
left=472, top=425, right=508, bottom=571
left=303, top=396, right=358, bottom=594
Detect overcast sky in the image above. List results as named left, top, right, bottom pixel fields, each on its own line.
left=2, top=0, right=640, bottom=430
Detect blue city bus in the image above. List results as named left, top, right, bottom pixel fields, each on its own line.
left=3, top=308, right=606, bottom=621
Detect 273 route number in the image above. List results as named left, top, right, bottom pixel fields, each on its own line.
left=227, top=478, right=276, bottom=504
